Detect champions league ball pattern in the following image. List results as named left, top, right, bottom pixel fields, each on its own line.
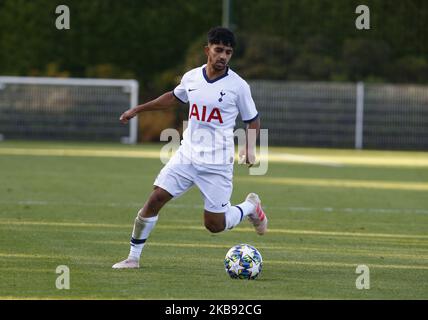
left=224, top=244, right=263, bottom=280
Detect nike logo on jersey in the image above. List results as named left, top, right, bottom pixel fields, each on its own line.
left=221, top=203, right=228, bottom=207
left=188, top=88, right=198, bottom=92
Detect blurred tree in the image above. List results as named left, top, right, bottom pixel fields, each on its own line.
left=390, top=56, right=428, bottom=83
left=0, top=0, right=221, bottom=84
left=232, top=33, right=295, bottom=80
left=342, top=38, right=391, bottom=82
left=1, top=0, right=427, bottom=86
left=1, top=0, right=428, bottom=142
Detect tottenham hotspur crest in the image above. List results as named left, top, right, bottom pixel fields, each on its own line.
left=218, top=90, right=226, bottom=102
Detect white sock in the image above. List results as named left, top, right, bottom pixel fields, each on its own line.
left=224, top=201, right=255, bottom=230
left=128, top=214, right=158, bottom=261
left=236, top=201, right=256, bottom=216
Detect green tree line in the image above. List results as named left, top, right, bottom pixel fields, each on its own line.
left=0, top=0, right=427, bottom=91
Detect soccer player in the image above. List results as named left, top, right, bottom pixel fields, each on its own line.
left=113, top=27, right=267, bottom=269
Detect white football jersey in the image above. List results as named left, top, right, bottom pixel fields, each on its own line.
left=173, top=64, right=258, bottom=165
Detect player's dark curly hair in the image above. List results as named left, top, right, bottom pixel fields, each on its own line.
left=207, top=26, right=236, bottom=48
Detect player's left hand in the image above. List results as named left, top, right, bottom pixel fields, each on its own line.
left=238, top=148, right=256, bottom=167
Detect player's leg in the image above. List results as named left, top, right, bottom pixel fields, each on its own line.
left=112, top=187, right=172, bottom=269
left=197, top=168, right=268, bottom=234
left=203, top=210, right=226, bottom=233
left=113, top=150, right=195, bottom=269
left=203, top=205, right=253, bottom=233
left=203, top=197, right=267, bottom=234
left=127, top=186, right=172, bottom=259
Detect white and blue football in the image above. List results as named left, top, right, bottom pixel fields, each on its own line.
left=224, top=244, right=263, bottom=280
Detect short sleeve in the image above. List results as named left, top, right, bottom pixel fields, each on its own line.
left=173, top=74, right=188, bottom=104
left=237, top=82, right=258, bottom=123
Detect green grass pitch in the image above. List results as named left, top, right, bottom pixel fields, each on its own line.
left=0, top=140, right=427, bottom=299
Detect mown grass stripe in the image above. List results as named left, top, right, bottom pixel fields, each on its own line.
left=2, top=239, right=428, bottom=261
left=92, top=241, right=428, bottom=260
left=1, top=252, right=427, bottom=271
left=0, top=148, right=161, bottom=159
left=1, top=219, right=427, bottom=240
left=2, top=199, right=428, bottom=215
left=236, top=177, right=428, bottom=191
left=2, top=146, right=428, bottom=167
left=0, top=296, right=110, bottom=300
left=267, top=260, right=428, bottom=270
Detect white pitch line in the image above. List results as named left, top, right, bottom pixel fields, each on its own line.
left=1, top=199, right=428, bottom=215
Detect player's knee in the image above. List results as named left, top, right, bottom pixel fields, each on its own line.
left=148, top=191, right=169, bottom=207
left=152, top=192, right=164, bottom=204
left=137, top=193, right=168, bottom=218
left=204, top=221, right=224, bottom=233
left=144, top=199, right=161, bottom=215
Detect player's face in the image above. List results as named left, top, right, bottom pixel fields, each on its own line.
left=205, top=43, right=233, bottom=72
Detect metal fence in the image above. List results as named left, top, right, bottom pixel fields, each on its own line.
left=248, top=80, right=428, bottom=150
left=1, top=77, right=427, bottom=150
left=0, top=77, right=139, bottom=143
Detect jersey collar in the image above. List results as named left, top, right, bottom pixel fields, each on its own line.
left=202, top=66, right=229, bottom=83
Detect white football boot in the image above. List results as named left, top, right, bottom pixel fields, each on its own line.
left=246, top=193, right=268, bottom=235
left=112, top=258, right=139, bottom=269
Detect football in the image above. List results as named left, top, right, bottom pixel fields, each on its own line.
left=224, top=243, right=263, bottom=280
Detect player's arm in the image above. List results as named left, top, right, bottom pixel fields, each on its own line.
left=240, top=116, right=260, bottom=167
left=119, top=91, right=180, bottom=124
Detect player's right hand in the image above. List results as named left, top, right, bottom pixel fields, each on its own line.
left=119, top=109, right=137, bottom=124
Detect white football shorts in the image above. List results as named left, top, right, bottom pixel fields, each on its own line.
left=153, top=147, right=233, bottom=213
